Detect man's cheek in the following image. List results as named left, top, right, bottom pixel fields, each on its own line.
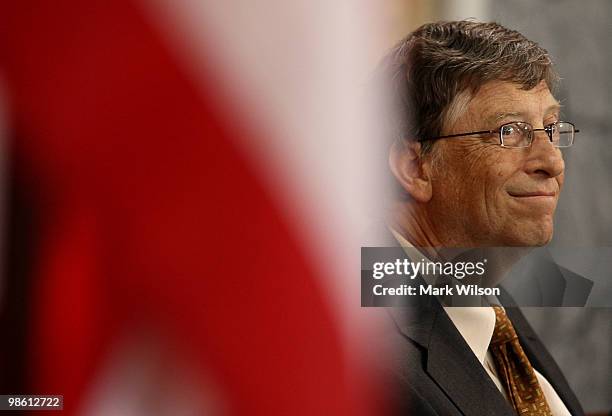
left=495, top=168, right=511, bottom=179
left=462, top=142, right=499, bottom=168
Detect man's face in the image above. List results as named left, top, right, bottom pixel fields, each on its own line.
left=428, top=80, right=565, bottom=247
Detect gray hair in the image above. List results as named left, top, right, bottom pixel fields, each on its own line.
left=379, top=20, right=559, bottom=155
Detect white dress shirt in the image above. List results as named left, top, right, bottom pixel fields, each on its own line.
left=390, top=229, right=572, bottom=416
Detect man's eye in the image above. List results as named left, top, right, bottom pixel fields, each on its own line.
left=502, top=124, right=522, bottom=136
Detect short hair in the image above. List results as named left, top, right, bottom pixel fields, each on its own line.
left=380, top=20, right=559, bottom=154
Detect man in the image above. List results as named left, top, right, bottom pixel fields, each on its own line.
left=379, top=21, right=584, bottom=415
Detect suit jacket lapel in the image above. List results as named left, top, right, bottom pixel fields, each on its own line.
left=384, top=231, right=515, bottom=415
left=389, top=301, right=516, bottom=416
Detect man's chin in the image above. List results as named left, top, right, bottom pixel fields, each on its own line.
left=505, top=224, right=554, bottom=247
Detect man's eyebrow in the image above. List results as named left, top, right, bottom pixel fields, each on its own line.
left=485, top=104, right=563, bottom=125
left=485, top=111, right=524, bottom=125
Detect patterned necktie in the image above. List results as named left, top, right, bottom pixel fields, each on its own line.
left=490, top=306, right=553, bottom=415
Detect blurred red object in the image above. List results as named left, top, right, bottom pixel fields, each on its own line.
left=0, top=1, right=379, bottom=414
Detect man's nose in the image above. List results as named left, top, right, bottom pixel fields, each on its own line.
left=524, top=130, right=565, bottom=178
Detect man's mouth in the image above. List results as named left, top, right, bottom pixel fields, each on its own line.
left=507, top=190, right=556, bottom=198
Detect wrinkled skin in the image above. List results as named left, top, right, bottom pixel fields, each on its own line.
left=391, top=80, right=565, bottom=248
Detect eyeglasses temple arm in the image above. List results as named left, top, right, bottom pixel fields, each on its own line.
left=418, top=129, right=495, bottom=142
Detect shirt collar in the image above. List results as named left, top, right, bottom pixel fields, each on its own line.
left=443, top=306, right=496, bottom=365
left=390, top=227, right=497, bottom=365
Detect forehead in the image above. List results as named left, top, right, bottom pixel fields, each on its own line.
left=465, top=80, right=560, bottom=125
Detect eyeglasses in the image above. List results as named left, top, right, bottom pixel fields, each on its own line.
left=419, top=121, right=579, bottom=148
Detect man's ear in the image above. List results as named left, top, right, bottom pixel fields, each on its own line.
left=388, top=139, right=433, bottom=203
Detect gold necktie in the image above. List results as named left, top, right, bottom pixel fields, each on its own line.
left=490, top=306, right=552, bottom=415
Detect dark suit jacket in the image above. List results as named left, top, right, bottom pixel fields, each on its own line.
left=382, top=292, right=585, bottom=415
left=364, top=224, right=586, bottom=414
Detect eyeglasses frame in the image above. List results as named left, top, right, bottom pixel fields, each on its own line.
left=418, top=121, right=579, bottom=148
